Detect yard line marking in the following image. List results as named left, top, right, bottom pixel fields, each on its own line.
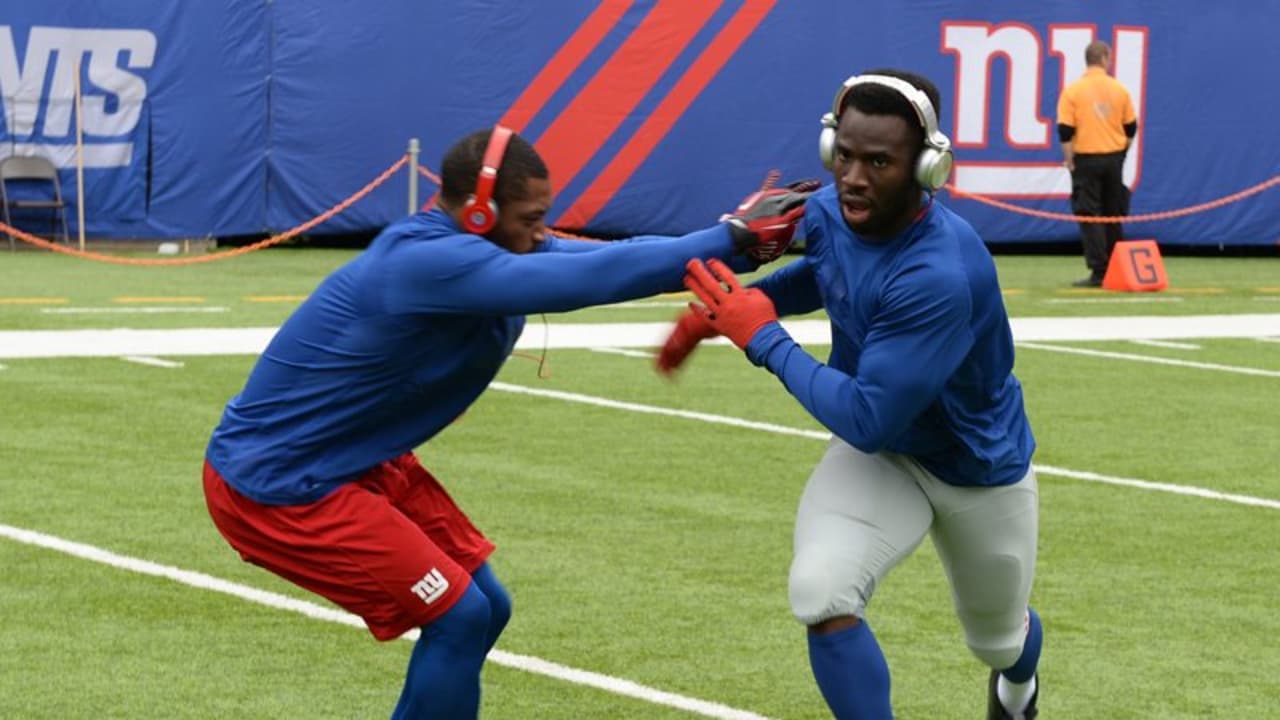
left=1017, top=342, right=1280, bottom=377
left=0, top=523, right=776, bottom=720
left=490, top=383, right=1280, bottom=511
left=590, top=347, right=657, bottom=359
left=121, top=355, right=184, bottom=368
left=1032, top=465, right=1280, bottom=510
left=40, top=306, right=230, bottom=315
left=5, top=314, right=1280, bottom=358
left=1129, top=339, right=1201, bottom=350
left=493, top=382, right=828, bottom=440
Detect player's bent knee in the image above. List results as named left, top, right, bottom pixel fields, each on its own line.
left=963, top=621, right=1025, bottom=670
left=431, top=581, right=492, bottom=644
left=788, top=546, right=865, bottom=626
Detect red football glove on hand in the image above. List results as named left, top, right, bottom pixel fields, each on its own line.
left=655, top=308, right=718, bottom=376
left=722, top=181, right=818, bottom=263
left=683, top=258, right=778, bottom=350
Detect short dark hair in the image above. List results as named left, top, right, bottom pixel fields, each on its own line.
left=439, top=127, right=548, bottom=206
left=839, top=69, right=943, bottom=150
left=1085, top=41, right=1110, bottom=66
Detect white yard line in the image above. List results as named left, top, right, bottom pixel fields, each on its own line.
left=1128, top=339, right=1201, bottom=350
left=4, top=313, right=1280, bottom=359
left=590, top=347, right=657, bottom=359
left=490, top=384, right=1280, bottom=512
left=121, top=355, right=185, bottom=368
left=0, top=523, right=774, bottom=720
left=1016, top=342, right=1280, bottom=378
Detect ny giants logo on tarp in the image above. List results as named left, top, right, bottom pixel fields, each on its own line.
left=942, top=22, right=1148, bottom=198
left=0, top=26, right=156, bottom=169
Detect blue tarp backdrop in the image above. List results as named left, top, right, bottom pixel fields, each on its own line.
left=2, top=1, right=1277, bottom=245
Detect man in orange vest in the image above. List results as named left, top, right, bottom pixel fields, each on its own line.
left=1057, top=40, right=1138, bottom=287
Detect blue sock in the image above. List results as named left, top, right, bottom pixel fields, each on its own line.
left=1001, top=607, right=1042, bottom=683
left=808, top=620, right=893, bottom=720
left=469, top=562, right=512, bottom=653
left=392, top=581, right=491, bottom=720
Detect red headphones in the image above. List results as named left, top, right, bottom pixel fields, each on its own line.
left=460, top=125, right=514, bottom=234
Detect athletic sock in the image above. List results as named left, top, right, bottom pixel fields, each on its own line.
left=997, top=607, right=1043, bottom=714
left=392, top=581, right=491, bottom=720
left=997, top=674, right=1037, bottom=716
left=807, top=620, right=893, bottom=720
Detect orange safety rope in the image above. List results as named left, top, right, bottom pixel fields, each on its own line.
left=943, top=174, right=1280, bottom=224
left=1, top=156, right=408, bottom=264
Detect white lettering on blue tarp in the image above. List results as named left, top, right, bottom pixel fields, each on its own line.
left=0, top=26, right=156, bottom=168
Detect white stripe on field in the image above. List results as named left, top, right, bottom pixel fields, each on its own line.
left=1257, top=337, right=1280, bottom=344
left=0, top=523, right=774, bottom=720
left=590, top=347, right=657, bottom=359
left=1129, top=339, right=1200, bottom=350
left=1031, top=465, right=1280, bottom=510
left=121, top=355, right=185, bottom=368
left=1017, top=342, right=1280, bottom=377
left=491, top=382, right=828, bottom=440
left=489, top=383, right=1280, bottom=511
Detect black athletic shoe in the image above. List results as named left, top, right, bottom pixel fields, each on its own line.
left=986, top=670, right=1038, bottom=719
left=1071, top=274, right=1103, bottom=287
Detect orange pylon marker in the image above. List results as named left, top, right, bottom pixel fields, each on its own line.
left=1103, top=239, right=1169, bottom=292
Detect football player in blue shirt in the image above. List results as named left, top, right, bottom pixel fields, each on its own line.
left=659, top=70, right=1043, bottom=719
left=203, top=125, right=810, bottom=719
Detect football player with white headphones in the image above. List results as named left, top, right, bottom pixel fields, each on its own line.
left=659, top=69, right=1044, bottom=719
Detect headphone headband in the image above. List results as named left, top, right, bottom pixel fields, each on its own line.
left=818, top=73, right=953, bottom=191
left=461, top=125, right=514, bottom=234
left=827, top=74, right=950, bottom=152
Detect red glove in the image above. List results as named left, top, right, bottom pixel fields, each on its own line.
left=722, top=183, right=815, bottom=263
left=656, top=308, right=718, bottom=375
left=683, top=258, right=778, bottom=350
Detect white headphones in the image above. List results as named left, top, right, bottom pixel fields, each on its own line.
left=818, top=73, right=954, bottom=192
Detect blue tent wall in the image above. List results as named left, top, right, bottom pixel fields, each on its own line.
left=3, top=1, right=1276, bottom=245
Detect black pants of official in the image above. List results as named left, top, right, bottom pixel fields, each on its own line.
left=1070, top=151, right=1128, bottom=277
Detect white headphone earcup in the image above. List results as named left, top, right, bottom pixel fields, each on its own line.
left=818, top=112, right=838, bottom=171
left=916, top=147, right=954, bottom=191
left=818, top=127, right=836, bottom=171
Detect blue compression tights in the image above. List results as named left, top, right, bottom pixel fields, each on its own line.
left=808, top=620, right=893, bottom=720
left=391, top=563, right=512, bottom=719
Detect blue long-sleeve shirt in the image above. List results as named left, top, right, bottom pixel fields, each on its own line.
left=207, top=209, right=736, bottom=504
left=748, top=185, right=1035, bottom=487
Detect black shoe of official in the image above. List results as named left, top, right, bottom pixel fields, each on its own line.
left=1071, top=274, right=1103, bottom=287
left=986, top=669, right=1038, bottom=719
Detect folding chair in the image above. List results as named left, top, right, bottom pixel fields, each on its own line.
left=1, top=155, right=71, bottom=250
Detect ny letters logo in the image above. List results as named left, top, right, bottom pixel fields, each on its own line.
left=942, top=22, right=1148, bottom=197
left=0, top=26, right=156, bottom=168
left=410, top=568, right=450, bottom=605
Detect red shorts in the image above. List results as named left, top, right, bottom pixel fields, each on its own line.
left=203, top=452, right=495, bottom=641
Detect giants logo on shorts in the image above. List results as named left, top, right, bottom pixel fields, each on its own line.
left=410, top=568, right=450, bottom=605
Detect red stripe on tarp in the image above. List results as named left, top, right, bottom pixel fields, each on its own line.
left=535, top=0, right=723, bottom=200
left=498, top=0, right=634, bottom=133
left=558, top=0, right=778, bottom=228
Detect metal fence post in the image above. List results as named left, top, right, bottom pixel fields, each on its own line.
left=407, top=137, right=420, bottom=214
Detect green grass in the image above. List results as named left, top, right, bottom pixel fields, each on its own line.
left=1, top=249, right=1278, bottom=718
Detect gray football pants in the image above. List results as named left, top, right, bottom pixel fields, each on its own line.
left=789, top=437, right=1038, bottom=670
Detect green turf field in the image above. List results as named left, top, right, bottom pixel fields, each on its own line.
left=1, top=249, right=1277, bottom=719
